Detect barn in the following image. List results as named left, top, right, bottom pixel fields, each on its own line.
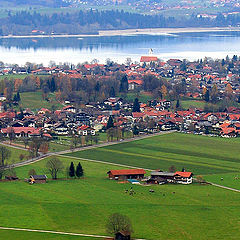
left=107, top=169, right=146, bottom=180
left=29, top=175, right=47, bottom=184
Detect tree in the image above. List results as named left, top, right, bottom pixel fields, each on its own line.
left=29, top=138, right=45, bottom=157
left=39, top=142, right=49, bottom=154
left=46, top=157, right=64, bottom=179
left=22, top=137, right=30, bottom=149
left=169, top=165, right=176, bottom=173
left=132, top=98, right=140, bottom=112
left=76, top=162, right=84, bottom=178
left=175, top=99, right=180, bottom=109
left=107, top=115, right=114, bottom=129
left=160, top=85, right=167, bottom=99
left=19, top=154, right=25, bottom=162
left=106, top=213, right=133, bottom=236
left=132, top=125, right=139, bottom=136
left=204, top=89, right=210, bottom=102
left=0, top=168, right=5, bottom=179
left=119, top=75, right=128, bottom=93
left=28, top=169, right=37, bottom=176
left=210, top=84, right=218, bottom=103
left=69, top=162, right=75, bottom=178
left=0, top=146, right=11, bottom=166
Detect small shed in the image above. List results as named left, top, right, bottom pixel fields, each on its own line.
left=29, top=175, right=47, bottom=184
left=5, top=176, right=19, bottom=181
left=115, top=231, right=131, bottom=240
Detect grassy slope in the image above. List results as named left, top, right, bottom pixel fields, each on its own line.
left=0, top=156, right=239, bottom=240
left=67, top=133, right=240, bottom=175
left=1, top=145, right=28, bottom=165
left=19, top=91, right=63, bottom=111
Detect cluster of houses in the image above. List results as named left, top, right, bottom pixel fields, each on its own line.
left=0, top=97, right=240, bottom=139
left=107, top=169, right=193, bottom=185
left=0, top=54, right=240, bottom=139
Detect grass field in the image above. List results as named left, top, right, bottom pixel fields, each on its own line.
left=0, top=145, right=28, bottom=165
left=66, top=133, right=240, bottom=188
left=0, top=133, right=239, bottom=239
left=19, top=91, right=63, bottom=111
left=0, top=153, right=238, bottom=240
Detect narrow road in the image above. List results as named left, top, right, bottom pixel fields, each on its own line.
left=0, top=226, right=147, bottom=240
left=5, top=130, right=176, bottom=169
left=209, top=182, right=240, bottom=193
left=0, top=141, right=28, bottom=151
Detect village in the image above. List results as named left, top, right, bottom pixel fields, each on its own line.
left=0, top=53, right=239, bottom=140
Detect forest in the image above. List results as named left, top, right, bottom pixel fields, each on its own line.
left=1, top=10, right=240, bottom=35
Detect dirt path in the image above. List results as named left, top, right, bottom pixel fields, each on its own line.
left=209, top=182, right=240, bottom=193
left=0, top=226, right=147, bottom=240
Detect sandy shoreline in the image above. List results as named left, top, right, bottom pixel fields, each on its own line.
left=0, top=27, right=240, bottom=39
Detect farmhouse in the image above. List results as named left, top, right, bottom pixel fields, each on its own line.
left=149, top=171, right=193, bottom=184
left=107, top=169, right=146, bottom=180
left=174, top=171, right=193, bottom=184
left=29, top=175, right=47, bottom=184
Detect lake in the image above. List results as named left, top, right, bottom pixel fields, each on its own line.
left=1, top=31, right=240, bottom=66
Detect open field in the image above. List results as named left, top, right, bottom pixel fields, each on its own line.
left=0, top=144, right=28, bottom=165
left=0, top=154, right=238, bottom=240
left=19, top=91, right=63, bottom=111
left=0, top=133, right=239, bottom=239
left=66, top=133, right=240, bottom=176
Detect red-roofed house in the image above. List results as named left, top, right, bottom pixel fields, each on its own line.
left=174, top=171, right=193, bottom=184
left=140, top=56, right=158, bottom=65
left=107, top=169, right=146, bottom=180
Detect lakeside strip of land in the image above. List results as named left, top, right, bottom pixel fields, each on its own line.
left=1, top=27, right=240, bottom=39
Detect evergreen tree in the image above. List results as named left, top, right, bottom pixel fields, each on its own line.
left=132, top=98, right=140, bottom=112
left=176, top=99, right=180, bottom=109
left=69, top=161, right=75, bottom=178
left=76, top=162, right=84, bottom=178
left=106, top=115, right=114, bottom=129
left=119, top=75, right=128, bottom=93
left=17, top=92, right=21, bottom=101
left=50, top=77, right=56, bottom=92
left=13, top=94, right=18, bottom=102
left=109, top=86, right=115, bottom=97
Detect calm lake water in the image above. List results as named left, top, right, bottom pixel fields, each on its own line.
left=1, top=31, right=240, bottom=66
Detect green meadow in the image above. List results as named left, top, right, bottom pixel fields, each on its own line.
left=19, top=91, right=63, bottom=111
left=0, top=133, right=239, bottom=239
left=67, top=133, right=240, bottom=176
left=1, top=145, right=27, bottom=165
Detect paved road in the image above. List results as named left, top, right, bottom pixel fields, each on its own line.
left=0, top=226, right=147, bottom=240
left=4, top=130, right=176, bottom=169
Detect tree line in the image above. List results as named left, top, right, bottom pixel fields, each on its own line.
left=1, top=10, right=240, bottom=35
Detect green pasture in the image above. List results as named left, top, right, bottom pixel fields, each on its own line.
left=66, top=133, right=240, bottom=176
left=19, top=91, right=63, bottom=111
left=0, top=145, right=28, bottom=165
left=0, top=154, right=239, bottom=240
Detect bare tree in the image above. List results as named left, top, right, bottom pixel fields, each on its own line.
left=0, top=146, right=11, bottom=166
left=106, top=213, right=133, bottom=236
left=46, top=157, right=64, bottom=179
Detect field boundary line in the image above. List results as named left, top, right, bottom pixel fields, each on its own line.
left=0, top=226, right=147, bottom=240
left=58, top=154, right=154, bottom=171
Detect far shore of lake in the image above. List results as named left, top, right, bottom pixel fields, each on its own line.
left=1, top=27, right=240, bottom=39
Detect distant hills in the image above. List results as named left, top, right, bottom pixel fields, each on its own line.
left=0, top=0, right=68, bottom=7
